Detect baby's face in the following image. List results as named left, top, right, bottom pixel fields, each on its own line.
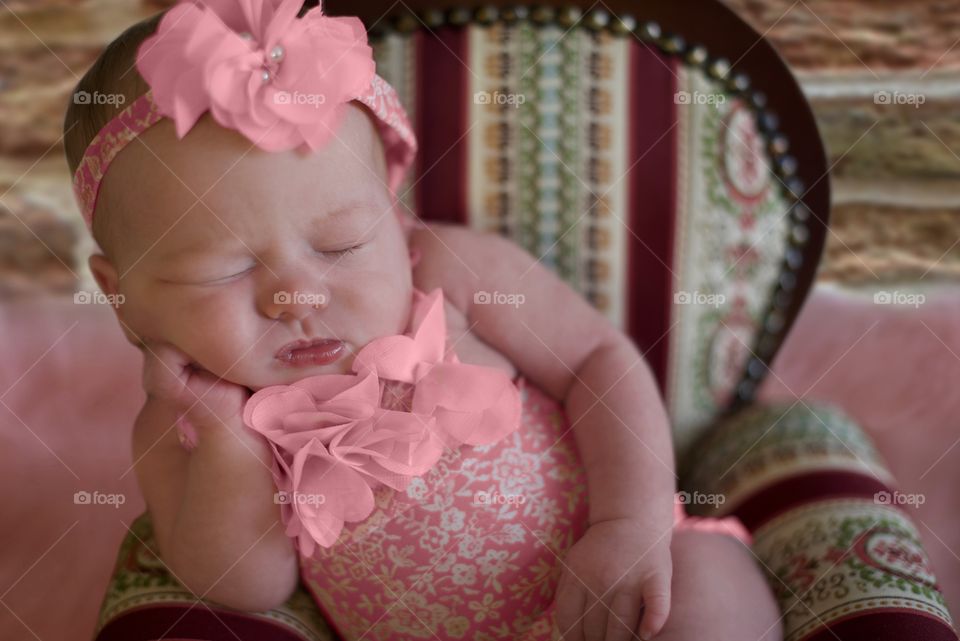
left=93, top=103, right=413, bottom=391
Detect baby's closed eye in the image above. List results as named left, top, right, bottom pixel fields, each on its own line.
left=157, top=242, right=369, bottom=287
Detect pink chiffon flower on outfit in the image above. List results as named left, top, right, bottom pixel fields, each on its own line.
left=242, top=288, right=522, bottom=558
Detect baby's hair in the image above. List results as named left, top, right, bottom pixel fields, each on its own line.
left=63, top=10, right=164, bottom=253
left=63, top=0, right=322, bottom=254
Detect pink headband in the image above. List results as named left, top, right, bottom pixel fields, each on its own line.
left=72, top=0, right=417, bottom=230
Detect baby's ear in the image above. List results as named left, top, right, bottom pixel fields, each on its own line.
left=88, top=253, right=139, bottom=348
left=88, top=253, right=119, bottom=299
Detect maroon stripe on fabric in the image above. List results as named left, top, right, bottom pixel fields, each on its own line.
left=96, top=605, right=318, bottom=641
left=414, top=27, right=469, bottom=225
left=626, top=43, right=678, bottom=394
left=804, top=610, right=958, bottom=641
left=730, top=470, right=893, bottom=532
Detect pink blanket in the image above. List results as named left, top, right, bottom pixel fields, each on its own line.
left=1, top=284, right=958, bottom=640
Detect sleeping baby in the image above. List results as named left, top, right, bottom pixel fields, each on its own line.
left=64, top=1, right=781, bottom=640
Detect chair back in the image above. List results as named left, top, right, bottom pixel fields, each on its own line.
left=326, top=0, right=830, bottom=458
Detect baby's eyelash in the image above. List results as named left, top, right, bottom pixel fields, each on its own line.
left=324, top=244, right=363, bottom=257
left=202, top=267, right=254, bottom=284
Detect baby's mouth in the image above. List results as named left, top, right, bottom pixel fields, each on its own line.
left=275, top=338, right=346, bottom=367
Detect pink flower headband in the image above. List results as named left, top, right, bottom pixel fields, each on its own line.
left=72, top=0, right=418, bottom=230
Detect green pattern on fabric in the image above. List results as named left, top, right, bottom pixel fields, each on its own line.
left=553, top=26, right=582, bottom=283
left=516, top=20, right=541, bottom=258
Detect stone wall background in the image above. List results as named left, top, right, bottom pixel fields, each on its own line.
left=0, top=0, right=956, bottom=298
left=725, top=0, right=960, bottom=286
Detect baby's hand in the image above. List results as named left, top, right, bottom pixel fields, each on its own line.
left=553, top=518, right=672, bottom=641
left=139, top=339, right=251, bottom=438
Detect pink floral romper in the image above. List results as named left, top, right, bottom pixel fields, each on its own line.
left=296, top=357, right=750, bottom=640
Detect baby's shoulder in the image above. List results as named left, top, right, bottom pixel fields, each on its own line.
left=407, top=222, right=520, bottom=380
left=407, top=222, right=494, bottom=316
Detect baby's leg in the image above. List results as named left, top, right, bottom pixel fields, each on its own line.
left=655, top=529, right=782, bottom=641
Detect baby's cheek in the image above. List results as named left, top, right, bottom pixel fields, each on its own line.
left=116, top=291, right=172, bottom=345
left=170, top=293, right=259, bottom=375
left=190, top=323, right=244, bottom=363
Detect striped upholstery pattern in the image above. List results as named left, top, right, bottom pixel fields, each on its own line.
left=371, top=23, right=795, bottom=458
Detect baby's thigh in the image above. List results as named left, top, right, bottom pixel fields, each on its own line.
left=658, top=530, right=783, bottom=641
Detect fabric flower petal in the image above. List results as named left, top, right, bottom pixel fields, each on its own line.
left=244, top=372, right=381, bottom=454
left=330, top=410, right=445, bottom=489
left=243, top=385, right=318, bottom=440
left=198, top=0, right=258, bottom=35
left=352, top=288, right=448, bottom=380
left=262, top=0, right=306, bottom=46
left=412, top=362, right=523, bottom=445
left=288, top=439, right=376, bottom=552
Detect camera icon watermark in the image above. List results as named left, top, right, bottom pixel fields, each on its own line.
left=675, top=490, right=727, bottom=507
left=74, top=490, right=126, bottom=509
left=274, top=491, right=326, bottom=506
left=673, top=290, right=725, bottom=308
left=874, top=90, right=926, bottom=108
left=474, top=90, right=526, bottom=108
left=274, top=290, right=327, bottom=308
left=874, top=490, right=925, bottom=507
left=73, top=90, right=127, bottom=106
left=274, top=90, right=327, bottom=108
left=674, top=91, right=726, bottom=107
left=74, top=290, right=125, bottom=307
left=873, top=290, right=925, bottom=309
left=474, top=290, right=525, bottom=308
left=473, top=490, right=527, bottom=506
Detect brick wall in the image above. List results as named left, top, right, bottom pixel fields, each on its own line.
left=0, top=0, right=955, bottom=298
left=725, top=0, right=960, bottom=285
left=0, top=0, right=154, bottom=297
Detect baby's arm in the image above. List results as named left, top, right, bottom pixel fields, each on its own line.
left=413, top=223, right=676, bottom=526
left=132, top=365, right=299, bottom=612
left=412, top=223, right=676, bottom=637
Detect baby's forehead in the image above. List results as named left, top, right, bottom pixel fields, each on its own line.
left=102, top=102, right=389, bottom=243
left=148, top=102, right=384, bottom=181
left=104, top=103, right=387, bottom=216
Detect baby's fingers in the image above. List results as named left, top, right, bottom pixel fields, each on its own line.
left=140, top=341, right=246, bottom=426
left=583, top=594, right=607, bottom=641
left=140, top=339, right=192, bottom=401
left=554, top=573, right=586, bottom=641
left=638, top=574, right=671, bottom=640
left=604, top=591, right=642, bottom=641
